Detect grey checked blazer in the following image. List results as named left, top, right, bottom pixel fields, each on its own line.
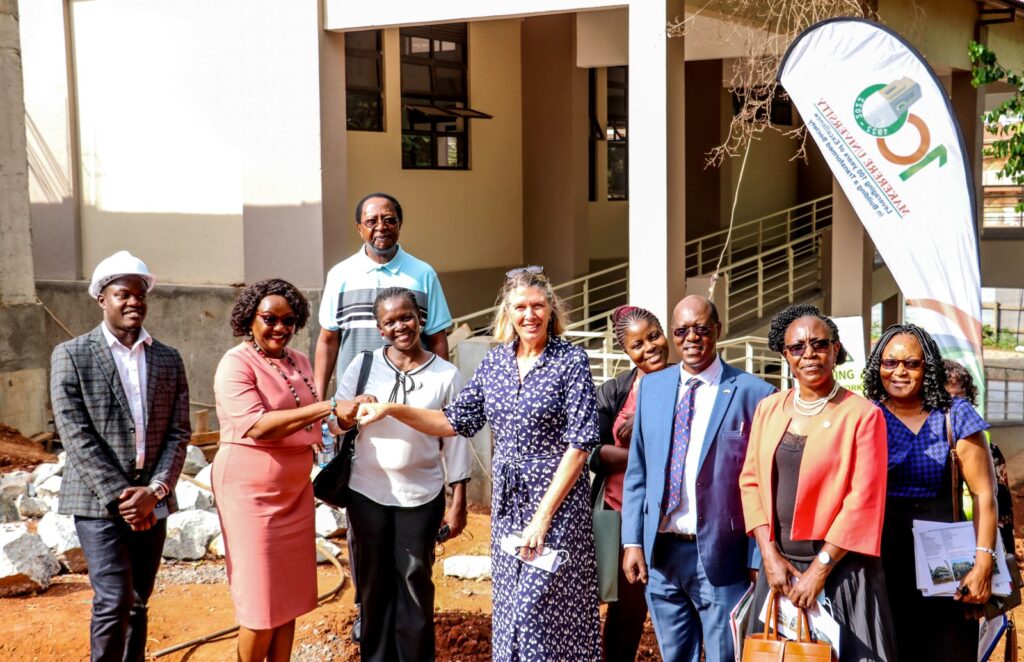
left=50, top=325, right=191, bottom=518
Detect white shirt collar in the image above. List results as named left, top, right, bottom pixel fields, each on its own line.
left=101, top=322, right=152, bottom=351
left=679, top=354, right=723, bottom=387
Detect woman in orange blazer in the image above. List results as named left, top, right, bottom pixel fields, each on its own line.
left=739, top=304, right=895, bottom=662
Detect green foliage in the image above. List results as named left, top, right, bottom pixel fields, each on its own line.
left=969, top=41, right=1024, bottom=212
left=981, top=323, right=1021, bottom=350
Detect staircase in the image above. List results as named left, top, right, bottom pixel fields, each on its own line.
left=448, top=196, right=833, bottom=385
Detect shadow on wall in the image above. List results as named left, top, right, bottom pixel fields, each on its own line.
left=35, top=281, right=324, bottom=432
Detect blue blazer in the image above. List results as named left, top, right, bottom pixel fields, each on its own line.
left=621, top=359, right=776, bottom=587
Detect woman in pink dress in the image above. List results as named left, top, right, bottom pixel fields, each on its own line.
left=212, top=278, right=358, bottom=662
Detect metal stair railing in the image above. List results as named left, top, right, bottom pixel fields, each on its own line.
left=717, top=336, right=790, bottom=390
left=684, top=196, right=833, bottom=329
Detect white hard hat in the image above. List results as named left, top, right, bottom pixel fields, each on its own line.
left=87, top=251, right=157, bottom=298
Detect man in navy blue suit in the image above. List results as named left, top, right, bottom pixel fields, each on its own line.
left=621, top=295, right=776, bottom=662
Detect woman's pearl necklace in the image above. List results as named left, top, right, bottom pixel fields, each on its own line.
left=794, top=380, right=840, bottom=417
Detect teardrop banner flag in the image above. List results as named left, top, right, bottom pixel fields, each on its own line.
left=779, top=18, right=984, bottom=401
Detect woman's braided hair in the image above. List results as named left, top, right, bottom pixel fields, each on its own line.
left=610, top=305, right=663, bottom=350
left=862, top=323, right=951, bottom=411
left=766, top=303, right=849, bottom=364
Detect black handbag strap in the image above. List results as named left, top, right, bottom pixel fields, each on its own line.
left=355, top=350, right=373, bottom=397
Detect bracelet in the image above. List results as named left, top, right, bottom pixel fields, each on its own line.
left=976, top=546, right=997, bottom=562
left=327, top=397, right=337, bottom=422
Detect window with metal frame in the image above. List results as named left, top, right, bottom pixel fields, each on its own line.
left=346, top=30, right=384, bottom=132
left=400, top=23, right=491, bottom=169
left=607, top=66, right=628, bottom=201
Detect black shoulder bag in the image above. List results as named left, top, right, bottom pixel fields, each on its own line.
left=312, top=351, right=373, bottom=508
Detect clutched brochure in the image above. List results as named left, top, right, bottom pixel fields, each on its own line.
left=912, top=519, right=1013, bottom=597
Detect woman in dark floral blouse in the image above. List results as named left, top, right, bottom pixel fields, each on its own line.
left=356, top=267, right=601, bottom=661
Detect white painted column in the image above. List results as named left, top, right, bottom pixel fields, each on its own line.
left=628, top=0, right=686, bottom=328
left=829, top=180, right=872, bottom=350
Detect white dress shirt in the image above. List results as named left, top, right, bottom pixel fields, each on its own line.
left=659, top=356, right=723, bottom=536
left=101, top=323, right=151, bottom=470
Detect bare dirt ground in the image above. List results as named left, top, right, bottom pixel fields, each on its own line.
left=0, top=424, right=56, bottom=471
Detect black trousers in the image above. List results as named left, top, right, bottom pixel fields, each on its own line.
left=346, top=488, right=445, bottom=662
left=74, top=516, right=167, bottom=662
left=602, top=546, right=649, bottom=662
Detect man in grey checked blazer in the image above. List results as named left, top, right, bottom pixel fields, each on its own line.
left=50, top=251, right=191, bottom=662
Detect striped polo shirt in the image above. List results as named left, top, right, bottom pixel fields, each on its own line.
left=318, top=245, right=452, bottom=381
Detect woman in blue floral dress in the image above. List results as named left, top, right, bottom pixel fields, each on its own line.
left=356, top=267, right=602, bottom=661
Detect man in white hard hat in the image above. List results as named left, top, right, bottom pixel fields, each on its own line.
left=50, top=251, right=191, bottom=662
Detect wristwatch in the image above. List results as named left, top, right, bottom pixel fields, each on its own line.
left=149, top=482, right=168, bottom=501
left=817, top=550, right=834, bottom=566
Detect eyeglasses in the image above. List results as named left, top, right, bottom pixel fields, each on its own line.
left=256, top=313, right=298, bottom=328
left=360, top=216, right=400, bottom=230
left=672, top=325, right=714, bottom=339
left=506, top=265, right=545, bottom=280
left=880, top=358, right=925, bottom=370
left=784, top=338, right=833, bottom=356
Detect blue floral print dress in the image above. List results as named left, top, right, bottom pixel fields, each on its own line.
left=444, top=335, right=602, bottom=661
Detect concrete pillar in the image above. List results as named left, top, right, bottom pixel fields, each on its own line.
left=317, top=19, right=349, bottom=278
left=828, top=180, right=872, bottom=350
left=628, top=0, right=686, bottom=329
left=951, top=58, right=986, bottom=238
left=241, top=0, right=327, bottom=289
left=1, top=0, right=35, bottom=305
left=0, top=0, right=49, bottom=435
left=521, top=14, right=589, bottom=286
left=18, top=0, right=80, bottom=280
left=881, top=293, right=903, bottom=331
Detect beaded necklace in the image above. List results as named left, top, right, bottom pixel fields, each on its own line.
left=250, top=339, right=319, bottom=430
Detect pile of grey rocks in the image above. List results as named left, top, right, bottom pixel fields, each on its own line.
left=0, top=446, right=349, bottom=596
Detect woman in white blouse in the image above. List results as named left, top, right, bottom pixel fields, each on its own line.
left=333, top=286, right=470, bottom=662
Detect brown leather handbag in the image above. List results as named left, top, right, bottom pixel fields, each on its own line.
left=742, top=591, right=833, bottom=662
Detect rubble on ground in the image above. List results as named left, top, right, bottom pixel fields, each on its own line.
left=443, top=555, right=492, bottom=580
left=0, top=523, right=61, bottom=596
left=0, top=436, right=362, bottom=593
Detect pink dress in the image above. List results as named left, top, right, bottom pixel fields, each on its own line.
left=211, top=342, right=319, bottom=629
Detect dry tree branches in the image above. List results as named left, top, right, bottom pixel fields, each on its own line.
left=669, top=0, right=874, bottom=167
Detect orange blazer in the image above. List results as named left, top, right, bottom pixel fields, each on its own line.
left=739, top=389, right=888, bottom=556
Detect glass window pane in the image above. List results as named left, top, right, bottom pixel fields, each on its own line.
left=436, top=135, right=462, bottom=168
left=435, top=66, right=465, bottom=97
left=402, top=36, right=431, bottom=56
left=608, top=143, right=627, bottom=200
left=345, top=30, right=378, bottom=52
left=346, top=56, right=379, bottom=89
left=401, top=62, right=432, bottom=93
left=347, top=93, right=381, bottom=131
left=607, top=66, right=627, bottom=86
left=402, top=135, right=433, bottom=168
left=607, top=87, right=626, bottom=118
left=433, top=40, right=464, bottom=61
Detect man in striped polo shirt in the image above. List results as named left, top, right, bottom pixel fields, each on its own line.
left=314, top=192, right=452, bottom=399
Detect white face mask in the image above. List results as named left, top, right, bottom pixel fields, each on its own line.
left=499, top=535, right=570, bottom=574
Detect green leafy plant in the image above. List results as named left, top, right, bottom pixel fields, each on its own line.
left=981, top=323, right=1021, bottom=350
left=969, top=41, right=1024, bottom=212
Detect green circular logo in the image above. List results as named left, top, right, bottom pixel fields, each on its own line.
left=853, top=83, right=908, bottom=137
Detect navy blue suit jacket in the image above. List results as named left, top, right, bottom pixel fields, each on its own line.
left=621, top=359, right=776, bottom=587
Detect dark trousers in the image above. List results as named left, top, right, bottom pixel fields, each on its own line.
left=603, top=546, right=650, bottom=662
left=346, top=488, right=445, bottom=662
left=74, top=516, right=167, bottom=662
